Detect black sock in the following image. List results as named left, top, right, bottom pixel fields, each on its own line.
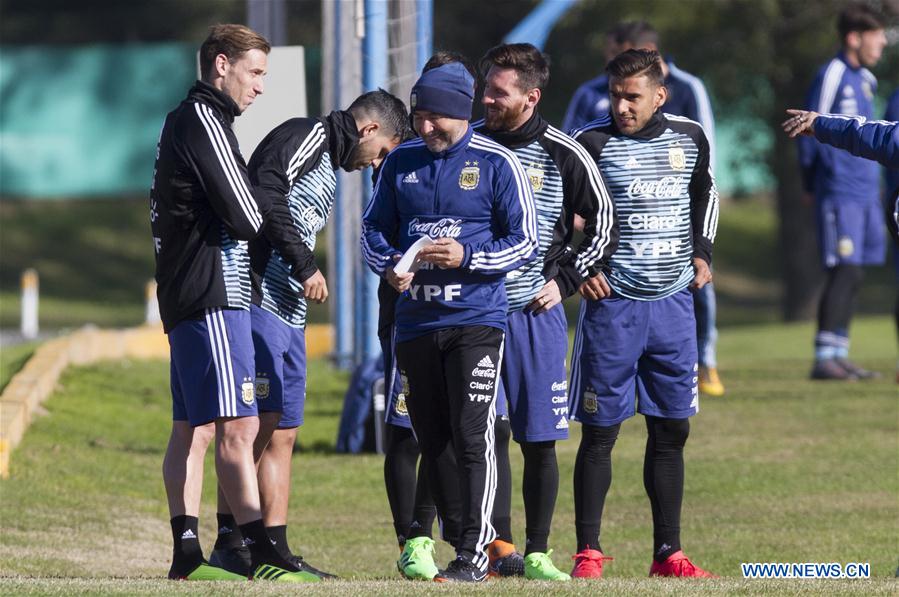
left=384, top=425, right=421, bottom=546
left=574, top=423, right=620, bottom=553
left=644, top=416, right=689, bottom=563
left=213, top=513, right=244, bottom=551
left=266, top=525, right=292, bottom=559
left=492, top=417, right=514, bottom=544
left=169, top=515, right=204, bottom=577
left=817, top=264, right=863, bottom=345
left=240, top=519, right=297, bottom=571
left=521, top=441, right=558, bottom=555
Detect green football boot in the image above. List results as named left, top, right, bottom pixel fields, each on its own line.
left=524, top=550, right=572, bottom=581
left=252, top=563, right=321, bottom=582
left=397, top=536, right=440, bottom=580
left=171, top=562, right=246, bottom=581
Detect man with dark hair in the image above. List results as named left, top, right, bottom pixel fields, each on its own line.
left=476, top=42, right=618, bottom=581
left=207, top=89, right=409, bottom=579
left=798, top=2, right=887, bottom=380
left=152, top=24, right=318, bottom=582
left=569, top=49, right=717, bottom=578
left=564, top=20, right=725, bottom=397
left=363, top=62, right=537, bottom=582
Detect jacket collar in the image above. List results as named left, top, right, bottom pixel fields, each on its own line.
left=480, top=110, right=548, bottom=149
left=188, top=80, right=241, bottom=123
left=322, top=110, right=361, bottom=171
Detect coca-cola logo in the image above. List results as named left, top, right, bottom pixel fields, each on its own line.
left=408, top=217, right=463, bottom=239
left=627, top=176, right=684, bottom=200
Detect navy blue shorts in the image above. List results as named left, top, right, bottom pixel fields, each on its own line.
left=169, top=307, right=257, bottom=426
left=251, top=305, right=307, bottom=429
left=498, top=304, right=569, bottom=442
left=569, top=289, right=699, bottom=426
left=817, top=199, right=886, bottom=267
left=381, top=327, right=412, bottom=428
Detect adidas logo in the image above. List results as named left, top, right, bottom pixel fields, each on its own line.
left=402, top=171, right=420, bottom=184
left=625, top=155, right=640, bottom=169
left=218, top=526, right=232, bottom=534
left=181, top=529, right=197, bottom=540
left=555, top=417, right=569, bottom=430
left=477, top=355, right=494, bottom=368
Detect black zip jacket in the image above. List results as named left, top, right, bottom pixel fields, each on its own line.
left=149, top=81, right=268, bottom=332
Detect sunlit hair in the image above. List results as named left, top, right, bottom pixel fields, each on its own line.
left=199, top=24, right=271, bottom=81
left=606, top=49, right=664, bottom=88
left=479, top=43, right=550, bottom=92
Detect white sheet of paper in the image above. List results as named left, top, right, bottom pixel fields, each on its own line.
left=394, top=235, right=435, bottom=274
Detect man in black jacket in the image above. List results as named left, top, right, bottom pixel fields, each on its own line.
left=208, top=89, right=409, bottom=578
left=151, top=24, right=318, bottom=582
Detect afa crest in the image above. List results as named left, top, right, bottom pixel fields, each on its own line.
left=255, top=374, right=270, bottom=400
left=526, top=166, right=544, bottom=192
left=668, top=143, right=686, bottom=171
left=395, top=393, right=408, bottom=416
left=583, top=389, right=598, bottom=414
left=241, top=378, right=255, bottom=406
left=400, top=372, right=411, bottom=398
left=459, top=163, right=480, bottom=190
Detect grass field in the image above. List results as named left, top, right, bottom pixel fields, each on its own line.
left=0, top=316, right=896, bottom=595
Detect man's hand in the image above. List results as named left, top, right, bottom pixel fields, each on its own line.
left=579, top=272, right=611, bottom=301
left=527, top=280, right=562, bottom=314
left=386, top=255, right=414, bottom=292
left=690, top=257, right=712, bottom=290
left=782, top=109, right=819, bottom=138
left=418, top=238, right=464, bottom=269
left=302, top=269, right=329, bottom=303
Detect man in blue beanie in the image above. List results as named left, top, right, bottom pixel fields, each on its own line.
left=362, top=60, right=538, bottom=582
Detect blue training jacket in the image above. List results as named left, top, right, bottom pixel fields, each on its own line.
left=362, top=125, right=538, bottom=342
left=885, top=90, right=899, bottom=196
left=798, top=52, right=880, bottom=203
left=812, top=113, right=899, bottom=170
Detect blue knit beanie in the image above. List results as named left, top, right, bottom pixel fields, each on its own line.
left=410, top=62, right=475, bottom=120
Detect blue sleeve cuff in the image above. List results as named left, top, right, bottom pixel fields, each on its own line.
left=461, top=244, right=472, bottom=269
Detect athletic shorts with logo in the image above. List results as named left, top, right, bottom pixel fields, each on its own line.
left=498, top=303, right=569, bottom=442
left=569, top=289, right=699, bottom=427
left=169, top=307, right=257, bottom=426
left=380, top=326, right=412, bottom=429
left=250, top=304, right=307, bottom=429
left=816, top=198, right=886, bottom=267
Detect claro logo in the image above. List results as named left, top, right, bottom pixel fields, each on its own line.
left=408, top=217, right=462, bottom=238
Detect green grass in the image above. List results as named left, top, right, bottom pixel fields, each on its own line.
left=0, top=316, right=896, bottom=594
left=0, top=340, right=38, bottom=391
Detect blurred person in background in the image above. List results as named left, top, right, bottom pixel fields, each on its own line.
left=797, top=3, right=887, bottom=381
